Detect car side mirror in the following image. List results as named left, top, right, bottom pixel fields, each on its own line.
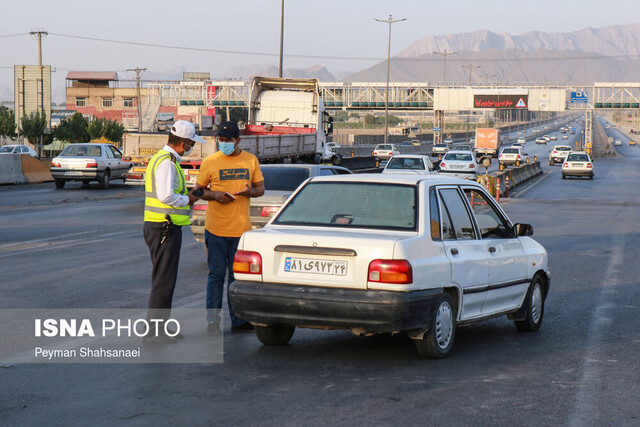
left=514, top=223, right=534, bottom=236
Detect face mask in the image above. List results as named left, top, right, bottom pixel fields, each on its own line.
left=218, top=141, right=236, bottom=156
left=183, top=144, right=194, bottom=156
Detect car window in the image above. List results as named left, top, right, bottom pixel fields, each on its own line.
left=557, top=147, right=571, bottom=151
left=429, top=187, right=441, bottom=240
left=319, top=168, right=335, bottom=176
left=463, top=189, right=511, bottom=239
left=105, top=147, right=114, bottom=159
left=261, top=167, right=310, bottom=191
left=0, top=146, right=13, bottom=153
left=376, top=145, right=392, bottom=150
left=438, top=188, right=476, bottom=240
left=444, top=153, right=472, bottom=161
left=109, top=146, right=122, bottom=158
left=21, top=146, right=28, bottom=153
left=333, top=168, right=352, bottom=175
left=61, top=145, right=102, bottom=156
left=567, top=154, right=589, bottom=162
left=386, top=157, right=425, bottom=170
left=502, top=148, right=518, bottom=154
left=274, top=182, right=416, bottom=231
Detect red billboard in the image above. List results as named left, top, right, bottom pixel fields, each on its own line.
left=474, top=95, right=528, bottom=109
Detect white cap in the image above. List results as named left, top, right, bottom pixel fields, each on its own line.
left=170, top=120, right=206, bottom=144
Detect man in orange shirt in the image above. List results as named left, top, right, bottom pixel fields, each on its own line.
left=194, top=121, right=264, bottom=334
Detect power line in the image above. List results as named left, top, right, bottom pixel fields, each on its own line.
left=44, top=32, right=640, bottom=64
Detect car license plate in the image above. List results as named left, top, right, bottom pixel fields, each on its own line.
left=450, top=165, right=464, bottom=169
left=572, top=163, right=584, bottom=167
left=284, top=257, right=347, bottom=276
left=64, top=171, right=83, bottom=176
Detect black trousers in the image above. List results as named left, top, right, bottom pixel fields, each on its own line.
left=144, top=221, right=182, bottom=319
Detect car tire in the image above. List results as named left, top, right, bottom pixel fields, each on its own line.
left=100, top=170, right=110, bottom=189
left=415, top=293, right=456, bottom=358
left=549, top=160, right=554, bottom=166
left=331, top=154, right=342, bottom=166
left=54, top=179, right=65, bottom=189
left=514, top=276, right=545, bottom=332
left=562, top=174, right=566, bottom=179
left=255, top=324, right=295, bottom=346
left=589, top=174, right=594, bottom=180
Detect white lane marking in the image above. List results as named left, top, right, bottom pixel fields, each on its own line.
left=567, top=229, right=623, bottom=426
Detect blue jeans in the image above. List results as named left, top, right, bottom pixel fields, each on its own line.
left=205, top=230, right=246, bottom=327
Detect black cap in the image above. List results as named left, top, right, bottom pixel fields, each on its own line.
left=216, top=121, right=240, bottom=139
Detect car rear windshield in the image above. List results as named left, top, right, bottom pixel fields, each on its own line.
left=0, top=146, right=15, bottom=153
left=556, top=147, right=571, bottom=151
left=273, top=182, right=417, bottom=231
left=61, top=145, right=102, bottom=157
left=376, top=145, right=393, bottom=150
left=261, top=168, right=310, bottom=191
left=444, top=153, right=473, bottom=161
left=567, top=154, right=589, bottom=162
left=502, top=148, right=518, bottom=154
left=386, top=157, right=425, bottom=170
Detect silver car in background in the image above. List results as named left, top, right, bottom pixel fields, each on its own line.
left=382, top=155, right=436, bottom=175
left=51, top=143, right=131, bottom=189
left=438, top=150, right=479, bottom=180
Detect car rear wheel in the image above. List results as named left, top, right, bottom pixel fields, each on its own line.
left=415, top=293, right=456, bottom=358
left=514, top=276, right=545, bottom=332
left=100, top=170, right=110, bottom=189
left=255, top=324, right=295, bottom=346
left=54, top=179, right=65, bottom=189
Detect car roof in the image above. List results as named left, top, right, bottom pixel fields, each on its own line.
left=387, top=154, right=429, bottom=159
left=66, top=143, right=113, bottom=147
left=445, top=150, right=474, bottom=155
left=553, top=145, right=572, bottom=149
left=309, top=173, right=482, bottom=187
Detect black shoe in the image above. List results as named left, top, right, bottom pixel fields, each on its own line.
left=231, top=322, right=254, bottom=332
left=166, top=327, right=184, bottom=339
left=207, top=322, right=222, bottom=336
left=143, top=334, right=178, bottom=344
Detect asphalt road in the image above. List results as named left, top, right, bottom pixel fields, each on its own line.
left=1, top=136, right=639, bottom=425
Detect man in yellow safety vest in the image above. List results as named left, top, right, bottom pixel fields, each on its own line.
left=143, top=120, right=204, bottom=343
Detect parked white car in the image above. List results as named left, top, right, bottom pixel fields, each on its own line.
left=382, top=155, right=436, bottom=175
left=438, top=150, right=479, bottom=180
left=229, top=174, right=549, bottom=358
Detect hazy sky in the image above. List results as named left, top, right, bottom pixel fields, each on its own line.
left=1, top=0, right=639, bottom=101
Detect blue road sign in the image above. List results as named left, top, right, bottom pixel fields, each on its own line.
left=433, top=127, right=441, bottom=132
left=571, top=91, right=588, bottom=103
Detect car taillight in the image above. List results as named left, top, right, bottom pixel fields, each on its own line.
left=440, top=162, right=446, bottom=168
left=373, top=151, right=378, bottom=156
left=468, top=163, right=475, bottom=168
left=553, top=151, right=558, bottom=154
left=260, top=206, right=279, bottom=217
left=368, top=259, right=412, bottom=284
left=193, top=204, right=207, bottom=211
left=516, top=155, right=521, bottom=160
left=563, top=163, right=569, bottom=168
left=127, top=173, right=143, bottom=179
left=86, top=163, right=97, bottom=168
left=233, top=250, right=262, bottom=274
left=587, top=163, right=593, bottom=168
left=51, top=161, right=60, bottom=168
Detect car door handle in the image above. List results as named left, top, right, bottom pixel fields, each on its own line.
left=451, top=248, right=459, bottom=255
left=488, top=246, right=496, bottom=253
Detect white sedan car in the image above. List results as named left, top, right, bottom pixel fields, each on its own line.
left=498, top=147, right=525, bottom=166
left=562, top=151, right=593, bottom=179
left=0, top=144, right=38, bottom=157
left=549, top=145, right=573, bottom=165
left=372, top=144, right=399, bottom=161
left=614, top=139, right=623, bottom=146
left=229, top=174, right=549, bottom=358
left=382, top=155, right=436, bottom=175
left=438, top=150, right=479, bottom=180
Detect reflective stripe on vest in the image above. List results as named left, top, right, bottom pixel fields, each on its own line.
left=144, top=150, right=190, bottom=225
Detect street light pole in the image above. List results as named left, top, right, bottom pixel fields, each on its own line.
left=461, top=64, right=481, bottom=142
left=375, top=15, right=406, bottom=145
left=279, top=0, right=284, bottom=77
left=433, top=49, right=457, bottom=85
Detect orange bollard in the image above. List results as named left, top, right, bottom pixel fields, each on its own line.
left=505, top=175, right=510, bottom=198
left=496, top=178, right=501, bottom=202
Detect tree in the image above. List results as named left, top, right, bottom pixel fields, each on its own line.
left=103, top=120, right=124, bottom=144
left=20, top=110, right=47, bottom=150
left=87, top=118, right=105, bottom=140
left=0, top=106, right=16, bottom=140
left=53, top=113, right=89, bottom=143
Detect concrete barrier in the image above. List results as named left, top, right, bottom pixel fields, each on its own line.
left=0, top=154, right=28, bottom=185
left=340, top=156, right=378, bottom=170
left=21, top=154, right=53, bottom=183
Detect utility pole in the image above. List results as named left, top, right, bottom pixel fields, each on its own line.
left=127, top=68, right=147, bottom=132
left=480, top=72, right=496, bottom=86
left=279, top=0, right=284, bottom=77
left=375, top=14, right=407, bottom=145
left=30, top=29, right=48, bottom=156
left=462, top=64, right=480, bottom=143
left=433, top=49, right=457, bottom=85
